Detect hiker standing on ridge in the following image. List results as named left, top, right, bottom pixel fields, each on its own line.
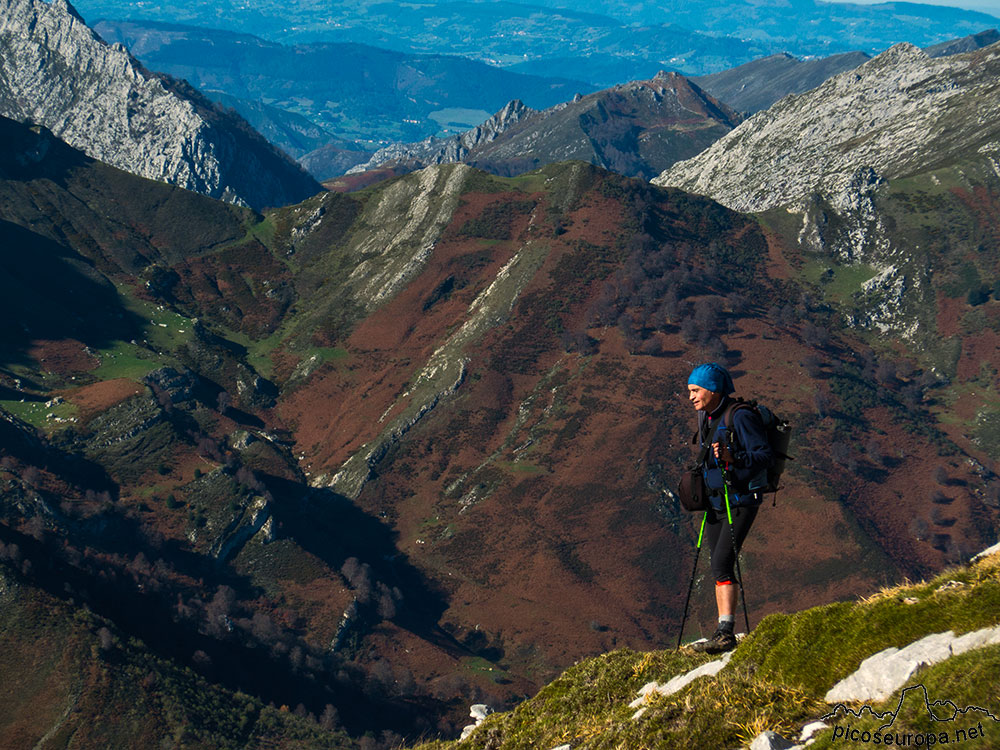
left=685, top=362, right=772, bottom=654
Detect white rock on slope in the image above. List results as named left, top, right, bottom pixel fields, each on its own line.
left=629, top=650, right=734, bottom=718
left=0, top=0, right=319, bottom=209
left=825, top=624, right=1000, bottom=703
left=749, top=730, right=800, bottom=750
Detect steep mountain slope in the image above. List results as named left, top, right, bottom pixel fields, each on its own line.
left=0, top=559, right=354, bottom=749
left=692, top=51, right=872, bottom=115
left=350, top=74, right=741, bottom=181
left=925, top=27, right=1000, bottom=57
left=655, top=41, right=1000, bottom=358
left=2, top=111, right=998, bottom=748
left=0, top=0, right=320, bottom=210
left=347, top=101, right=537, bottom=178
left=92, top=19, right=596, bottom=148
left=207, top=92, right=372, bottom=180
left=654, top=42, right=1000, bottom=214
left=0, top=117, right=463, bottom=746
left=690, top=30, right=997, bottom=116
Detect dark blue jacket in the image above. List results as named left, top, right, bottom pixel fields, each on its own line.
left=698, top=396, right=773, bottom=509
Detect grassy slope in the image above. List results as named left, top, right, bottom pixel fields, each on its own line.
left=411, top=551, right=1000, bottom=750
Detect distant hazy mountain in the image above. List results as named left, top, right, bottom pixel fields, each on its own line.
left=498, top=22, right=767, bottom=85
left=84, top=1, right=776, bottom=84
left=692, top=52, right=873, bottom=115
left=693, top=29, right=1000, bottom=115
left=0, top=0, right=320, bottom=210
left=208, top=92, right=334, bottom=159
left=510, top=0, right=1000, bottom=56
left=298, top=142, right=378, bottom=183
left=93, top=18, right=597, bottom=147
left=351, top=73, right=741, bottom=181
left=75, top=0, right=999, bottom=83
left=924, top=27, right=1000, bottom=57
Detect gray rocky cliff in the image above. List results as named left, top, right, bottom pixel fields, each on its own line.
left=0, top=0, right=320, bottom=210
left=653, top=42, right=1000, bottom=214
left=654, top=42, right=1000, bottom=340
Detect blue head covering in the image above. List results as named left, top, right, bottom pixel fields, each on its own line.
left=687, top=362, right=735, bottom=395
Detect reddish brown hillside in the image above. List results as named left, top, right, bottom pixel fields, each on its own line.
left=263, top=165, right=991, bottom=694
left=2, top=130, right=996, bottom=746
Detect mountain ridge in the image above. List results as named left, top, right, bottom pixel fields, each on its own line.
left=0, top=0, right=320, bottom=210
left=349, top=73, right=742, bottom=181
left=653, top=41, right=1000, bottom=214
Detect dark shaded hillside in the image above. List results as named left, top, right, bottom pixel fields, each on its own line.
left=0, top=115, right=997, bottom=748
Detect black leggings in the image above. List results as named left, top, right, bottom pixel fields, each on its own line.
left=704, top=504, right=758, bottom=584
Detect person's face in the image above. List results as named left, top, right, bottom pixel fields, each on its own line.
left=688, top=384, right=722, bottom=412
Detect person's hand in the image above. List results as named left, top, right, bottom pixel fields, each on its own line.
left=713, top=442, right=733, bottom=464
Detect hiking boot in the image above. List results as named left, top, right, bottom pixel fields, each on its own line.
left=689, top=628, right=737, bottom=654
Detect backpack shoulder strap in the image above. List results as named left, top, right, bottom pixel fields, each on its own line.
left=721, top=398, right=754, bottom=450
left=692, top=410, right=711, bottom=466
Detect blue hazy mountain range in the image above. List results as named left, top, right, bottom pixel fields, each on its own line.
left=94, top=18, right=596, bottom=153
left=76, top=0, right=999, bottom=86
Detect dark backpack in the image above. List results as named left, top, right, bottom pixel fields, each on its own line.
left=718, top=398, right=793, bottom=496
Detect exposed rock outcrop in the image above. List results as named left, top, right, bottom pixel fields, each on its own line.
left=349, top=100, right=536, bottom=175
left=654, top=42, right=1000, bottom=213
left=460, top=704, right=494, bottom=740
left=629, top=651, right=734, bottom=719
left=0, top=0, right=320, bottom=209
left=825, top=624, right=1000, bottom=703
left=748, top=730, right=799, bottom=750
left=656, top=42, right=1000, bottom=341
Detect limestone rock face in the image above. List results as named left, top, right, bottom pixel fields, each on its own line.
left=653, top=42, right=1000, bottom=213
left=0, top=0, right=320, bottom=209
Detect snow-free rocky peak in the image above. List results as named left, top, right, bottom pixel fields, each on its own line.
left=353, top=73, right=741, bottom=180
left=653, top=41, right=1000, bottom=213
left=0, top=0, right=320, bottom=209
left=349, top=99, right=536, bottom=174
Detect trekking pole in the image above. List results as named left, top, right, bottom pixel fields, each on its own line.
left=677, top=512, right=707, bottom=650
left=721, top=466, right=751, bottom=635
